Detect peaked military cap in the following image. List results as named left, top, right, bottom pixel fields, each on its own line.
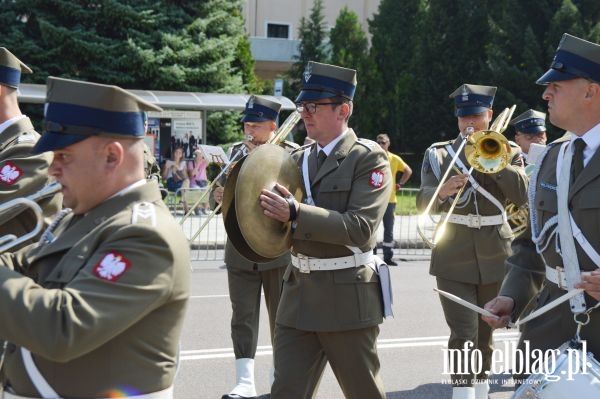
left=241, top=95, right=281, bottom=123
left=510, top=109, right=547, bottom=134
left=33, top=76, right=162, bottom=154
left=537, top=33, right=600, bottom=84
left=296, top=61, right=357, bottom=102
left=449, top=84, right=497, bottom=117
left=0, top=47, right=32, bottom=89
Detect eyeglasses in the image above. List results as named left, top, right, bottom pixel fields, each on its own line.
left=296, top=102, right=344, bottom=114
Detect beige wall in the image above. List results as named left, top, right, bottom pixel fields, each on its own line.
left=243, top=0, right=379, bottom=38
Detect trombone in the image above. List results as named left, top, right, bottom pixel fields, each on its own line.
left=417, top=105, right=516, bottom=248
left=0, top=182, right=62, bottom=253
left=186, top=110, right=302, bottom=243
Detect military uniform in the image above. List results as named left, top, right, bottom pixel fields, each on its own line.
left=217, top=95, right=298, bottom=399
left=499, top=33, right=600, bottom=378
left=223, top=140, right=297, bottom=361
left=271, top=62, right=392, bottom=399
left=0, top=182, right=189, bottom=397
left=417, top=84, right=528, bottom=399
left=0, top=76, right=189, bottom=398
left=0, top=48, right=61, bottom=250
left=0, top=118, right=61, bottom=248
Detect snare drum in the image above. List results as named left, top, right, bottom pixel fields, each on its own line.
left=512, top=341, right=600, bottom=398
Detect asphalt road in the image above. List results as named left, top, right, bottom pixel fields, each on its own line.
left=174, top=258, right=519, bottom=399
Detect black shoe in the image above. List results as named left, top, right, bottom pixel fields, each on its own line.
left=384, top=259, right=398, bottom=266
left=221, top=395, right=257, bottom=399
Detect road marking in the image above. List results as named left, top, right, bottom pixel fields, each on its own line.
left=179, top=332, right=520, bottom=361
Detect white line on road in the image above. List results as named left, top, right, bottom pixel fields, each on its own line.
left=179, top=332, right=520, bottom=361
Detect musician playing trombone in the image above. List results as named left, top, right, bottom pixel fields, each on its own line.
left=417, top=84, right=528, bottom=399
left=0, top=77, right=190, bottom=398
left=212, top=95, right=298, bottom=399
left=0, top=48, right=61, bottom=249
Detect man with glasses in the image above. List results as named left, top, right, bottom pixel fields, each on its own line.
left=259, top=61, right=392, bottom=399
left=375, top=133, right=412, bottom=265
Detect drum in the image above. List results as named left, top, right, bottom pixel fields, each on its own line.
left=512, top=341, right=600, bottom=398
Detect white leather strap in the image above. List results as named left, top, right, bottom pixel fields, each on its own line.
left=291, top=252, right=374, bottom=273
left=301, top=148, right=315, bottom=205
left=443, top=213, right=505, bottom=228
left=545, top=265, right=592, bottom=290
left=20, top=348, right=60, bottom=398
left=557, top=141, right=587, bottom=313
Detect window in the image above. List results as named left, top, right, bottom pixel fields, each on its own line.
left=267, top=23, right=290, bottom=39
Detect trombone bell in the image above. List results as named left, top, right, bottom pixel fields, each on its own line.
left=465, top=130, right=511, bottom=174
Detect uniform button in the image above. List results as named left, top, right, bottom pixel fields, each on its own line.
left=356, top=275, right=362, bottom=280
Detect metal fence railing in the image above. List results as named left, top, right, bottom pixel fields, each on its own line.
left=169, top=187, right=433, bottom=261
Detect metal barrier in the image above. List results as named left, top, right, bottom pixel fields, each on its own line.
left=170, top=187, right=434, bottom=261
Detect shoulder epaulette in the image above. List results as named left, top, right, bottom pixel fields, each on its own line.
left=429, top=140, right=453, bottom=149
left=131, top=202, right=157, bottom=226
left=356, top=138, right=378, bottom=151
left=280, top=140, right=300, bottom=151
left=17, top=132, right=36, bottom=144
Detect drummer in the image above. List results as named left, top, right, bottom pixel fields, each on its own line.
left=212, top=95, right=297, bottom=399
left=484, top=33, right=600, bottom=382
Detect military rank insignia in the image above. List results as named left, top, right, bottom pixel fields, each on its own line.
left=93, top=252, right=132, bottom=282
left=0, top=161, right=23, bottom=185
left=369, top=170, right=384, bottom=188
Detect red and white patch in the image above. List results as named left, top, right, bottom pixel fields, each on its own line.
left=369, top=170, right=385, bottom=188
left=0, top=162, right=23, bottom=185
left=93, top=251, right=132, bottom=282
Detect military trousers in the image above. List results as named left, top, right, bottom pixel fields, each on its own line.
left=271, top=324, right=385, bottom=399
left=436, top=277, right=502, bottom=386
left=227, top=265, right=285, bottom=359
left=381, top=202, right=396, bottom=261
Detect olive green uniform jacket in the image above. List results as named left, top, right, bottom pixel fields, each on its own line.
left=0, top=117, right=61, bottom=249
left=417, top=134, right=528, bottom=284
left=501, top=134, right=600, bottom=360
left=276, top=130, right=392, bottom=332
left=0, top=182, right=190, bottom=397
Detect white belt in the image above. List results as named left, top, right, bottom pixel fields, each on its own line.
left=2, top=386, right=173, bottom=399
left=545, top=265, right=591, bottom=290
left=443, top=213, right=505, bottom=228
left=291, top=252, right=374, bottom=273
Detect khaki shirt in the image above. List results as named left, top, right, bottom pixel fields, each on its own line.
left=276, top=130, right=392, bottom=331
left=0, top=118, right=62, bottom=249
left=417, top=134, right=528, bottom=284
left=0, top=182, right=190, bottom=397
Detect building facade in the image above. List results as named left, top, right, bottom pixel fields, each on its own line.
left=243, top=0, right=380, bottom=80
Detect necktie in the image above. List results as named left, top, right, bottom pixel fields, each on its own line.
left=571, top=138, right=586, bottom=184
left=317, top=150, right=327, bottom=169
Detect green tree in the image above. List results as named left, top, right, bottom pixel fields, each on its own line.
left=0, top=0, right=255, bottom=144
left=329, top=7, right=369, bottom=137
left=362, top=0, right=427, bottom=151
left=284, top=0, right=328, bottom=100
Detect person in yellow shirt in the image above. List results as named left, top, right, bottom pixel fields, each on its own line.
left=376, top=133, right=412, bottom=265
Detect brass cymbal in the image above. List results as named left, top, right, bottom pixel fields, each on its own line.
left=222, top=155, right=270, bottom=262
left=234, top=143, right=303, bottom=260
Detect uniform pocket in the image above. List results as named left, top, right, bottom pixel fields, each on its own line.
left=333, top=266, right=380, bottom=323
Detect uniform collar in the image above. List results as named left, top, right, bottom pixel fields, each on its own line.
left=0, top=114, right=26, bottom=134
